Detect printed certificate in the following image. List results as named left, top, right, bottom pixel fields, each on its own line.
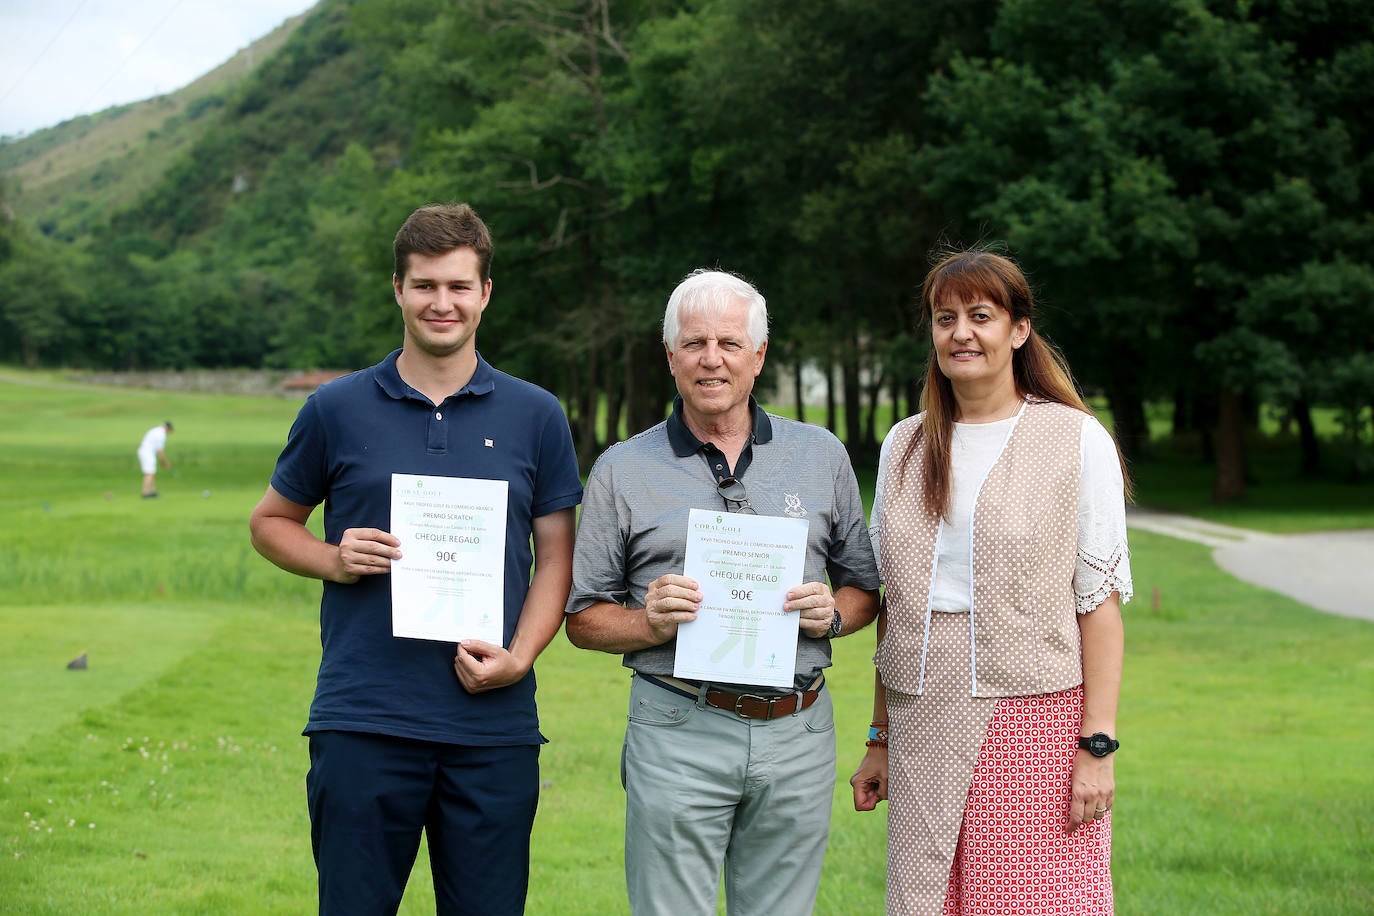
left=674, top=508, right=809, bottom=688
left=390, top=473, right=507, bottom=643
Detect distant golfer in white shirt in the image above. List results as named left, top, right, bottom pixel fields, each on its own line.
left=137, top=421, right=173, bottom=498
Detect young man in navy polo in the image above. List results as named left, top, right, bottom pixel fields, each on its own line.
left=250, top=203, right=582, bottom=914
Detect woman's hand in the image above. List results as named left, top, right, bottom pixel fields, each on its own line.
left=1068, top=749, right=1115, bottom=833
left=851, top=745, right=890, bottom=811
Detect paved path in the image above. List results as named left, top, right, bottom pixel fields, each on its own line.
left=1126, top=507, right=1374, bottom=622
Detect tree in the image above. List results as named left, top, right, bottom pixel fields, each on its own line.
left=661, top=0, right=997, bottom=455
left=0, top=216, right=79, bottom=367
left=917, top=0, right=1374, bottom=497
left=385, top=0, right=691, bottom=466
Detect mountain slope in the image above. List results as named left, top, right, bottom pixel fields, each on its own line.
left=0, top=12, right=309, bottom=240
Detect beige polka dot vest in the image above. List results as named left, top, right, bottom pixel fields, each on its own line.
left=877, top=400, right=1085, bottom=698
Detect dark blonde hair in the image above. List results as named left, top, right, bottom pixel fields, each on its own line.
left=902, top=247, right=1131, bottom=519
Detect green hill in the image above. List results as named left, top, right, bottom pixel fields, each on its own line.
left=0, top=0, right=1368, bottom=495
left=0, top=0, right=415, bottom=373
left=0, top=12, right=309, bottom=242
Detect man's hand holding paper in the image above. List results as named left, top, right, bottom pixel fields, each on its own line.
left=390, top=473, right=508, bottom=644
left=674, top=508, right=811, bottom=687
left=783, top=581, right=838, bottom=638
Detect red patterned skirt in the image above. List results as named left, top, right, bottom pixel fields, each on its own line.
left=886, top=612, right=1112, bottom=915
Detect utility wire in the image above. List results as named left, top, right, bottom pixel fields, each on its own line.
left=0, top=0, right=190, bottom=135
left=0, top=0, right=93, bottom=115
left=76, top=0, right=190, bottom=114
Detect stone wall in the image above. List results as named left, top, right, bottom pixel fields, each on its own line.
left=71, top=369, right=342, bottom=398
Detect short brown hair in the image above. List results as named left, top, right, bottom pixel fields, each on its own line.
left=392, top=203, right=494, bottom=283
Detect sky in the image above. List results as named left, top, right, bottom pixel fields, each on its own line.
left=0, top=0, right=319, bottom=139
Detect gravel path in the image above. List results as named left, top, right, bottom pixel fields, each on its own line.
left=1126, top=507, right=1374, bottom=622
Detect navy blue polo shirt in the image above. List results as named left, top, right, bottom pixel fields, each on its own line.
left=270, top=349, right=583, bottom=746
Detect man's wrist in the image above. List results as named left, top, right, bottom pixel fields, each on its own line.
left=506, top=643, right=533, bottom=672
left=642, top=615, right=677, bottom=649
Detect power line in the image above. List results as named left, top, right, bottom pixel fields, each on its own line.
left=76, top=0, right=190, bottom=114
left=0, top=0, right=93, bottom=114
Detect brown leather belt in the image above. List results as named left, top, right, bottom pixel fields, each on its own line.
left=638, top=673, right=824, bottom=721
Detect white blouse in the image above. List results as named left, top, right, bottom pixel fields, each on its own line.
left=871, top=405, right=1133, bottom=615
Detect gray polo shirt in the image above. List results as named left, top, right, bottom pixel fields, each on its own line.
left=567, top=398, right=880, bottom=690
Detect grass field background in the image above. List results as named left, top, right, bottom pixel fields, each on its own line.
left=1, top=371, right=1371, bottom=913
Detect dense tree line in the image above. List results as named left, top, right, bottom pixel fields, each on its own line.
left=1, top=0, right=1371, bottom=492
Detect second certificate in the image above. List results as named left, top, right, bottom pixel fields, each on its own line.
left=674, top=507, right=808, bottom=688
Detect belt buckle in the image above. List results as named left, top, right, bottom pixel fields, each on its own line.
left=733, top=693, right=775, bottom=720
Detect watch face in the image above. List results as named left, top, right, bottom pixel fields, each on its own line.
left=1086, top=733, right=1117, bottom=756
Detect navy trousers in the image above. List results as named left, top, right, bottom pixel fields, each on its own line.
left=306, top=730, right=540, bottom=916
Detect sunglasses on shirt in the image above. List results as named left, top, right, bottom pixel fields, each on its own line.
left=716, top=476, right=757, bottom=515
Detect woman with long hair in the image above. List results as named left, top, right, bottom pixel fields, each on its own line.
left=851, top=247, right=1133, bottom=914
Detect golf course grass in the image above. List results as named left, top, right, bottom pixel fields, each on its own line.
left=1, top=372, right=1370, bottom=914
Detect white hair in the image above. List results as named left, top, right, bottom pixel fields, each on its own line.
left=662, top=268, right=769, bottom=350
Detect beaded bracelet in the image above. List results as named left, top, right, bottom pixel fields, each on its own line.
left=866, top=722, right=889, bottom=747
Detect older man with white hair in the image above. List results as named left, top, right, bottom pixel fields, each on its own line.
left=566, top=268, right=880, bottom=915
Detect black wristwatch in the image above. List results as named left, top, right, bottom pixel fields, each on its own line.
left=1078, top=733, right=1120, bottom=757
left=828, top=609, right=843, bottom=637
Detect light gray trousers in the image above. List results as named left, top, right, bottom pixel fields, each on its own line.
left=620, top=674, right=837, bottom=916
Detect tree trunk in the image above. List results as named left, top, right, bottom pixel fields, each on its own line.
left=1193, top=387, right=1216, bottom=463
left=842, top=354, right=862, bottom=453
left=575, top=337, right=600, bottom=470
left=1212, top=386, right=1248, bottom=501
left=863, top=368, right=882, bottom=452
left=626, top=330, right=667, bottom=439
left=1172, top=387, right=1189, bottom=437
left=824, top=356, right=837, bottom=434
left=604, top=351, right=625, bottom=450
left=1293, top=397, right=1320, bottom=476
left=1106, top=385, right=1148, bottom=466
left=565, top=354, right=585, bottom=469
left=1243, top=391, right=1261, bottom=431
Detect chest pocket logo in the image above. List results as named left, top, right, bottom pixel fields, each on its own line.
left=784, top=492, right=807, bottom=518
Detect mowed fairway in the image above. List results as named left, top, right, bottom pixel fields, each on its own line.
left=1, top=372, right=1371, bottom=914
